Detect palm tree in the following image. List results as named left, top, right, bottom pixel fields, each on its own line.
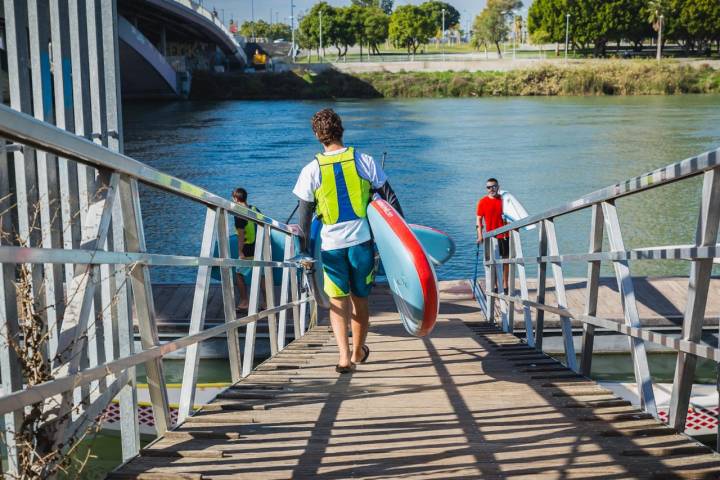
left=646, top=0, right=668, bottom=59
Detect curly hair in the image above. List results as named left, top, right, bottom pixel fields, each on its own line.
left=311, top=108, right=344, bottom=145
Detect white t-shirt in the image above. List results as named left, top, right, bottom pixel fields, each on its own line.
left=293, top=147, right=387, bottom=251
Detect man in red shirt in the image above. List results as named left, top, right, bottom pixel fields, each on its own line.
left=476, top=177, right=509, bottom=292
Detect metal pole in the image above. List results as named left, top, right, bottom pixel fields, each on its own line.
left=319, top=10, right=323, bottom=62
left=291, top=0, right=295, bottom=62
left=657, top=15, right=663, bottom=62
left=512, top=15, right=516, bottom=60
left=564, top=13, right=570, bottom=62
left=251, top=0, right=255, bottom=41
left=441, top=9, right=445, bottom=61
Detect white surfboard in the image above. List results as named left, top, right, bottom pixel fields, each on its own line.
left=500, top=190, right=535, bottom=230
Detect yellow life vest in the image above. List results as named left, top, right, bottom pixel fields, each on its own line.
left=235, top=205, right=259, bottom=244
left=313, top=147, right=371, bottom=225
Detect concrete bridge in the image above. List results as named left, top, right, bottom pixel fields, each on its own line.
left=118, top=0, right=247, bottom=98
left=0, top=0, right=246, bottom=101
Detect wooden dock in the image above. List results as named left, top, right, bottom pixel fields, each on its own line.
left=150, top=276, right=720, bottom=330
left=111, top=288, right=720, bottom=479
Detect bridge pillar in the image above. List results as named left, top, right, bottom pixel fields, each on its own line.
left=160, top=26, right=167, bottom=56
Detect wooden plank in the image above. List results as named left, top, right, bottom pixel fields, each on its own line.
left=111, top=290, right=720, bottom=480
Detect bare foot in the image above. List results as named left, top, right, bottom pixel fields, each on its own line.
left=236, top=299, right=249, bottom=310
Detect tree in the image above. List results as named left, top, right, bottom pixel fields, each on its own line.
left=473, top=0, right=522, bottom=57
left=329, top=7, right=358, bottom=59
left=677, top=0, right=720, bottom=53
left=381, top=0, right=394, bottom=14
left=267, top=23, right=292, bottom=41
left=389, top=5, right=435, bottom=54
left=239, top=20, right=272, bottom=39
left=298, top=2, right=336, bottom=58
left=351, top=0, right=393, bottom=14
left=420, top=1, right=461, bottom=33
left=364, top=8, right=390, bottom=54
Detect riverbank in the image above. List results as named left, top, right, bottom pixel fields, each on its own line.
left=190, top=61, right=720, bottom=99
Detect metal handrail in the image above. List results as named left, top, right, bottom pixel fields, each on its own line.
left=478, top=147, right=720, bottom=433
left=0, top=104, right=290, bottom=233
left=0, top=105, right=313, bottom=466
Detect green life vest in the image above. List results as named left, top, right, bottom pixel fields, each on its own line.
left=313, top=147, right=371, bottom=225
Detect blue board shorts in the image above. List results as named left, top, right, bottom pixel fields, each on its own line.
left=321, top=241, right=374, bottom=298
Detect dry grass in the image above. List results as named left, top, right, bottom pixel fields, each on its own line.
left=191, top=61, right=720, bottom=99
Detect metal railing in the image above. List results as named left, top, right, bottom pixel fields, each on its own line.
left=476, top=147, right=720, bottom=433
left=0, top=2, right=310, bottom=475
left=0, top=101, right=314, bottom=470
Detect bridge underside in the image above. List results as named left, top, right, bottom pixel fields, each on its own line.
left=110, top=286, right=720, bottom=479
left=119, top=16, right=180, bottom=99
left=117, top=0, right=244, bottom=99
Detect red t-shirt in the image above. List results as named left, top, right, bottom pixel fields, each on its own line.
left=476, top=196, right=508, bottom=239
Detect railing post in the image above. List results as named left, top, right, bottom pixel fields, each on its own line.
left=289, top=242, right=302, bottom=341
left=28, top=0, right=65, bottom=361
left=602, top=200, right=657, bottom=416
left=178, top=207, right=218, bottom=423
left=543, top=219, right=577, bottom=372
left=263, top=228, right=279, bottom=356
left=505, top=233, right=516, bottom=334
left=510, top=230, right=534, bottom=347
left=534, top=221, right=548, bottom=350
left=242, top=224, right=267, bottom=377
left=118, top=175, right=171, bottom=434
left=299, top=273, right=309, bottom=335
left=218, top=210, right=242, bottom=384
left=484, top=234, right=496, bottom=323
left=0, top=143, right=22, bottom=475
left=580, top=204, right=604, bottom=377
left=277, top=234, right=293, bottom=350
left=668, top=167, right=720, bottom=430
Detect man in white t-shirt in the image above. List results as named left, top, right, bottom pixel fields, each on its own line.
left=293, top=109, right=403, bottom=373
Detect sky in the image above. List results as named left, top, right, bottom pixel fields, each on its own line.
left=207, top=0, right=531, bottom=28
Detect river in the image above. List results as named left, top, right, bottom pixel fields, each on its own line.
left=124, top=95, right=720, bottom=283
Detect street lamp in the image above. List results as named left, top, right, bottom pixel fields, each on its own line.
left=319, top=10, right=323, bottom=63
left=441, top=8, right=446, bottom=61
left=290, top=0, right=296, bottom=62
left=564, top=13, right=570, bottom=62
left=656, top=14, right=664, bottom=61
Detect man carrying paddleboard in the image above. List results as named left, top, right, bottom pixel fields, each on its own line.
left=293, top=108, right=403, bottom=373
left=476, top=178, right=509, bottom=293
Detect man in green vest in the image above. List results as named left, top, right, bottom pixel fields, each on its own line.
left=232, top=187, right=260, bottom=310
left=293, top=109, right=403, bottom=373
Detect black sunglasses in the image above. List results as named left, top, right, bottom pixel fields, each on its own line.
left=486, top=184, right=498, bottom=190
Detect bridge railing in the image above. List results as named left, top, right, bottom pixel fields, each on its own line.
left=478, top=148, right=720, bottom=432
left=0, top=103, right=315, bottom=471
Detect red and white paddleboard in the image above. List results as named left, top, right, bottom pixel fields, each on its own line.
left=367, top=200, right=439, bottom=337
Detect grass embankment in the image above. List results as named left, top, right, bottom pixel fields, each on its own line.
left=190, top=61, right=720, bottom=100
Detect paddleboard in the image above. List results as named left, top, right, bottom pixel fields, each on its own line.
left=210, top=230, right=296, bottom=285
left=409, top=224, right=455, bottom=265
left=500, top=190, right=535, bottom=230
left=367, top=199, right=438, bottom=337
